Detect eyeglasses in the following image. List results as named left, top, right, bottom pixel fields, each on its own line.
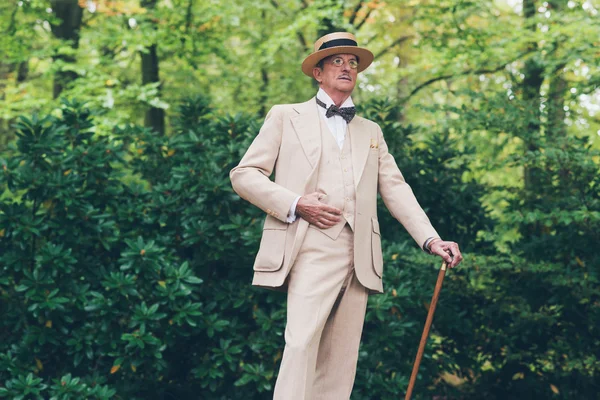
left=328, top=57, right=359, bottom=69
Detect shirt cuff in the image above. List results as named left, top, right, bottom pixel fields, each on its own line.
left=423, top=236, right=441, bottom=254
left=286, top=196, right=301, bottom=223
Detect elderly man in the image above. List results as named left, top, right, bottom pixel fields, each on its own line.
left=230, top=32, right=462, bottom=400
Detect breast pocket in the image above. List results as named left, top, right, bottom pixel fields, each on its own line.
left=367, top=147, right=379, bottom=165
left=253, top=216, right=288, bottom=272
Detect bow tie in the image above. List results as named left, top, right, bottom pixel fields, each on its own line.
left=316, top=97, right=356, bottom=123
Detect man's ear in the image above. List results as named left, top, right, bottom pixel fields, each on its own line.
left=312, top=67, right=322, bottom=83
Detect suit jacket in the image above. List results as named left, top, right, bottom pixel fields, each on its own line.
left=230, top=97, right=438, bottom=293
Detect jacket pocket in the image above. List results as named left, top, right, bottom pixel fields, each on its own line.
left=367, top=148, right=379, bottom=166
left=371, top=217, right=384, bottom=278
left=253, top=216, right=287, bottom=272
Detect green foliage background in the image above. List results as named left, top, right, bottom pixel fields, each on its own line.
left=1, top=0, right=599, bottom=399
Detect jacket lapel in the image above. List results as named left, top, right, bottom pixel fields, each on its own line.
left=349, top=117, right=371, bottom=188
left=290, top=97, right=321, bottom=168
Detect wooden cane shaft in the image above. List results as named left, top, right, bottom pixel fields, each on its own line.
left=405, top=262, right=447, bottom=400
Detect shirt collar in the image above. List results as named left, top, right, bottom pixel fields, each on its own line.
left=317, top=88, right=354, bottom=108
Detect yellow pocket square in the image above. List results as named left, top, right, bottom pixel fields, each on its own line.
left=370, top=139, right=379, bottom=149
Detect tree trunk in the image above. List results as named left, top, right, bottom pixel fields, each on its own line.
left=49, top=0, right=83, bottom=99
left=0, top=63, right=12, bottom=146
left=521, top=0, right=544, bottom=192
left=546, top=72, right=567, bottom=138
left=546, top=0, right=568, bottom=186
left=259, top=10, right=269, bottom=116
left=140, top=0, right=165, bottom=134
left=17, top=60, right=29, bottom=83
left=519, top=0, right=545, bottom=239
left=545, top=0, right=567, bottom=140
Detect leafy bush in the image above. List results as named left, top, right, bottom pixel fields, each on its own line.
left=0, top=98, right=597, bottom=399
left=506, top=132, right=600, bottom=269
left=354, top=242, right=599, bottom=400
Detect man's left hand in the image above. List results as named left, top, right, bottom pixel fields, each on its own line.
left=429, top=240, right=463, bottom=268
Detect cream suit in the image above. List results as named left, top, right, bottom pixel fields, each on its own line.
left=230, top=96, right=439, bottom=398
left=230, top=97, right=438, bottom=294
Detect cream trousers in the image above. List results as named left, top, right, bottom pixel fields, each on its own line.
left=273, top=224, right=369, bottom=400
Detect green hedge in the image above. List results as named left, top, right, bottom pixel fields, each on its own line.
left=0, top=98, right=597, bottom=399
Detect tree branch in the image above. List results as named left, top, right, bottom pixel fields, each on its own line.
left=355, top=6, right=375, bottom=30
left=269, top=0, right=307, bottom=49
left=404, top=50, right=536, bottom=101
left=179, top=0, right=194, bottom=49
left=348, top=1, right=364, bottom=26
left=373, top=35, right=414, bottom=60
left=7, top=3, right=19, bottom=35
left=297, top=32, right=307, bottom=49
left=297, top=1, right=310, bottom=48
left=185, top=0, right=194, bottom=35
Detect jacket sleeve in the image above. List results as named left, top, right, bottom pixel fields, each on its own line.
left=376, top=123, right=439, bottom=247
left=230, top=105, right=300, bottom=223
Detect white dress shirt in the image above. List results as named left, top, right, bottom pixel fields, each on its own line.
left=316, top=88, right=353, bottom=150
left=286, top=89, right=354, bottom=223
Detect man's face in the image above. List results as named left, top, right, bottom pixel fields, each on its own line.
left=313, top=53, right=358, bottom=95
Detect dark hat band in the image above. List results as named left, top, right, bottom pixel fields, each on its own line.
left=318, top=38, right=357, bottom=50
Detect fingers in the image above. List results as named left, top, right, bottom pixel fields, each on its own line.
left=300, top=192, right=344, bottom=228
left=313, top=220, right=334, bottom=229
left=439, top=248, right=453, bottom=266
left=311, top=214, right=339, bottom=228
left=314, top=214, right=340, bottom=228
left=322, top=211, right=341, bottom=222
left=311, top=220, right=328, bottom=229
left=322, top=204, right=342, bottom=215
left=299, top=192, right=325, bottom=207
left=308, top=209, right=343, bottom=228
left=448, top=242, right=463, bottom=268
left=310, top=192, right=341, bottom=213
left=431, top=241, right=463, bottom=268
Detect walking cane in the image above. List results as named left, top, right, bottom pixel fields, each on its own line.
left=405, top=261, right=448, bottom=400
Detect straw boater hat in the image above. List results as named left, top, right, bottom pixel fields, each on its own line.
left=301, top=32, right=374, bottom=77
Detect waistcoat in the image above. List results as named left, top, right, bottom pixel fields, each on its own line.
left=313, top=113, right=357, bottom=240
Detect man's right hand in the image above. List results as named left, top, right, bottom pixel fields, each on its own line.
left=296, top=192, right=342, bottom=229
